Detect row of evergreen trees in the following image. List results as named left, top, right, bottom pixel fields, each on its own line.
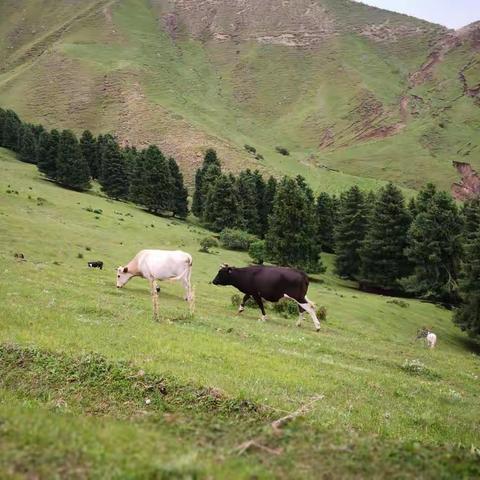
left=191, top=149, right=324, bottom=271
left=327, top=183, right=464, bottom=306
left=316, top=182, right=480, bottom=337
left=0, top=108, right=188, bottom=217
left=192, top=149, right=277, bottom=236
left=192, top=152, right=480, bottom=337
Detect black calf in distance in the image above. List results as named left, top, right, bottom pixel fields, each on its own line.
left=87, top=261, right=104, bottom=270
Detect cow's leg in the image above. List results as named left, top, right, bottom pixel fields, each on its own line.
left=150, top=280, right=159, bottom=322
left=253, top=295, right=267, bottom=322
left=297, top=304, right=306, bottom=327
left=182, top=265, right=193, bottom=302
left=284, top=294, right=320, bottom=331
left=238, top=294, right=250, bottom=314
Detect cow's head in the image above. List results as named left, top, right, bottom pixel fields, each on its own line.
left=416, top=327, right=429, bottom=339
left=212, top=264, right=233, bottom=286
left=116, top=265, right=133, bottom=288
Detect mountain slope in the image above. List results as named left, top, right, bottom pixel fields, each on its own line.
left=0, top=0, right=478, bottom=191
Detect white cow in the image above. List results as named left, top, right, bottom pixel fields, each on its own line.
left=417, top=327, right=437, bottom=349
left=426, top=332, right=437, bottom=349
left=116, top=249, right=193, bottom=321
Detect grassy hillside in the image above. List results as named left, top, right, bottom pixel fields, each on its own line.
left=1, top=150, right=479, bottom=478
left=0, top=0, right=478, bottom=191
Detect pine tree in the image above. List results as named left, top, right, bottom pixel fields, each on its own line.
left=98, top=135, right=129, bottom=199
left=168, top=157, right=189, bottom=218
left=192, top=169, right=204, bottom=218
left=252, top=170, right=266, bottom=234
left=19, top=124, right=37, bottom=164
left=203, top=174, right=241, bottom=232
left=359, top=183, right=412, bottom=291
left=204, top=148, right=220, bottom=168
left=365, top=191, right=376, bottom=216
left=266, top=176, right=323, bottom=272
left=416, top=183, right=437, bottom=213
left=37, top=129, right=60, bottom=180
left=408, top=196, right=418, bottom=218
left=315, top=192, right=336, bottom=253
left=95, top=134, right=108, bottom=179
left=80, top=130, right=99, bottom=179
left=261, top=176, right=277, bottom=237
left=56, top=130, right=91, bottom=191
left=334, top=185, right=368, bottom=278
left=130, top=146, right=173, bottom=214
left=237, top=169, right=261, bottom=235
left=2, top=109, right=21, bottom=151
left=402, top=191, right=463, bottom=303
left=295, top=175, right=315, bottom=204
left=454, top=230, right=480, bottom=338
left=0, top=108, right=6, bottom=143
left=192, top=148, right=221, bottom=218
left=461, top=198, right=480, bottom=242
left=200, top=163, right=221, bottom=218
left=32, top=124, right=45, bottom=143
left=129, top=152, right=148, bottom=206
left=123, top=146, right=138, bottom=184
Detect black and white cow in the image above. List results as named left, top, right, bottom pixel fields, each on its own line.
left=88, top=261, right=104, bottom=270
left=212, top=264, right=321, bottom=331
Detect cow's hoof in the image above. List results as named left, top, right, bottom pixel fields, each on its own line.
left=296, top=322, right=302, bottom=328
left=315, top=327, right=321, bottom=332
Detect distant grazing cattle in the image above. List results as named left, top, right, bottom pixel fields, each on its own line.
left=417, top=327, right=437, bottom=348
left=116, top=249, right=193, bottom=321
left=14, top=253, right=25, bottom=260
left=88, top=261, right=104, bottom=270
left=212, top=264, right=321, bottom=331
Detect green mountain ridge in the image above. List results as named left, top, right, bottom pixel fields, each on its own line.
left=0, top=0, right=479, bottom=193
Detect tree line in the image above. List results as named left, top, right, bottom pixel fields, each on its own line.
left=0, top=108, right=188, bottom=218
left=192, top=152, right=480, bottom=339
left=2, top=106, right=479, bottom=339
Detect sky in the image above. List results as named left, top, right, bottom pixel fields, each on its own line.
left=353, top=0, right=480, bottom=29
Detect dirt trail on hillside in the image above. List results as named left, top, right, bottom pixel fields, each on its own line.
left=0, top=0, right=115, bottom=74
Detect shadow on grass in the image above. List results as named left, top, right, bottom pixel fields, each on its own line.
left=456, top=335, right=480, bottom=355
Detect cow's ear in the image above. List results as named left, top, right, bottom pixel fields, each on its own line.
left=123, top=266, right=128, bottom=273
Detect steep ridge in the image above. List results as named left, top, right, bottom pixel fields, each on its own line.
left=0, top=0, right=478, bottom=191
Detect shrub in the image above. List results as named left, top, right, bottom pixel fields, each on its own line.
left=317, top=305, right=327, bottom=321
left=199, top=236, right=218, bottom=253
left=220, top=228, right=257, bottom=251
left=275, top=146, right=290, bottom=156
left=249, top=240, right=266, bottom=264
left=272, top=298, right=298, bottom=318
left=77, top=253, right=84, bottom=259
left=255, top=153, right=264, bottom=161
left=387, top=299, right=410, bottom=308
left=401, top=359, right=440, bottom=380
left=231, top=294, right=256, bottom=309
left=244, top=144, right=256, bottom=154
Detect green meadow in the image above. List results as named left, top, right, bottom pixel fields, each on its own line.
left=1, top=149, right=479, bottom=478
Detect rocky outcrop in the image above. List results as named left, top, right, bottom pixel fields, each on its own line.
left=451, top=161, right=480, bottom=200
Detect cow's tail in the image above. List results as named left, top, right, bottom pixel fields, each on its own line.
left=168, top=255, right=193, bottom=282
